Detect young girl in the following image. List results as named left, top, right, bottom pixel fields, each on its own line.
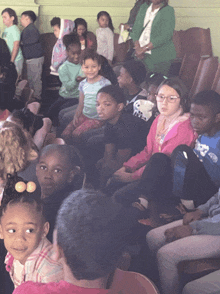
left=0, top=175, right=63, bottom=289
left=105, top=77, right=197, bottom=207
left=61, top=50, right=111, bottom=144
left=74, top=18, right=97, bottom=52
left=36, top=144, right=84, bottom=241
left=96, top=11, right=114, bottom=65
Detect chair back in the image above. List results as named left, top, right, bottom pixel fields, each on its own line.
left=212, top=63, right=220, bottom=95
left=113, top=33, right=132, bottom=65
left=189, top=56, right=218, bottom=99
left=109, top=268, right=159, bottom=294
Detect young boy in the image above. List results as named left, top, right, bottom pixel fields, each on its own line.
left=46, top=33, right=83, bottom=126
left=36, top=144, right=84, bottom=242
left=12, top=189, right=138, bottom=294
left=20, top=11, right=44, bottom=102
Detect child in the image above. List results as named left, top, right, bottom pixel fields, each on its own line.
left=96, top=11, right=114, bottom=65
left=105, top=77, right=196, bottom=206
left=1, top=8, right=24, bottom=76
left=0, top=175, right=63, bottom=289
left=74, top=18, right=97, bottom=52
left=36, top=144, right=84, bottom=242
left=20, top=11, right=44, bottom=102
left=146, top=188, right=220, bottom=294
left=61, top=50, right=111, bottom=143
left=94, top=85, right=151, bottom=188
left=50, top=17, right=75, bottom=76
left=13, top=189, right=142, bottom=294
left=46, top=33, right=83, bottom=126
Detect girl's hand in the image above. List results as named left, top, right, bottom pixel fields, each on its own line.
left=73, top=111, right=81, bottom=127
left=183, top=209, right=203, bottom=225
left=112, top=167, right=134, bottom=182
left=165, top=225, right=193, bottom=243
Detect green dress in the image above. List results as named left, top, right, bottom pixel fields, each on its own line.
left=130, top=3, right=176, bottom=75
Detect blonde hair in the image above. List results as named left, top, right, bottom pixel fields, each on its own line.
left=0, top=121, right=35, bottom=180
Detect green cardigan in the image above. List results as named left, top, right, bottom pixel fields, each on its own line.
left=130, top=3, right=176, bottom=72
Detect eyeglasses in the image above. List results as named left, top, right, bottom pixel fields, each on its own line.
left=156, top=94, right=180, bottom=103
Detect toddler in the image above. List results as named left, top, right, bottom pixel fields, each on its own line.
left=46, top=33, right=83, bottom=126
left=96, top=11, right=114, bottom=65
left=61, top=50, right=111, bottom=143
left=0, top=175, right=63, bottom=289
left=50, top=17, right=75, bottom=76
left=36, top=144, right=84, bottom=241
left=20, top=11, right=44, bottom=102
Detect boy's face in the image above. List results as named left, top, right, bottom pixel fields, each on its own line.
left=20, top=14, right=29, bottom=27
left=82, top=58, right=101, bottom=80
left=96, top=92, right=123, bottom=124
left=190, top=103, right=218, bottom=136
left=0, top=203, right=48, bottom=265
left=67, top=44, right=81, bottom=64
left=36, top=150, right=74, bottom=199
left=2, top=12, right=14, bottom=27
left=77, top=24, right=86, bottom=36
left=147, top=84, right=158, bottom=104
left=117, top=67, right=132, bottom=88
left=52, top=25, right=60, bottom=38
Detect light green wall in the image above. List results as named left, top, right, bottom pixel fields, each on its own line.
left=0, top=0, right=220, bottom=58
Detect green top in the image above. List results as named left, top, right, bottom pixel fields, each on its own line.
left=130, top=3, right=176, bottom=71
left=2, top=25, right=23, bottom=62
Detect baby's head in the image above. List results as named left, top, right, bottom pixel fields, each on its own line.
left=0, top=121, right=38, bottom=182
left=0, top=175, right=49, bottom=265
left=36, top=144, right=84, bottom=199
left=63, top=33, right=81, bottom=65
left=118, top=60, right=147, bottom=89
left=82, top=50, right=101, bottom=80
left=50, top=17, right=61, bottom=38
left=96, top=85, right=126, bottom=123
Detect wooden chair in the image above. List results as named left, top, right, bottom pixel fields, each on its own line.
left=189, top=56, right=218, bottom=99
left=178, top=53, right=201, bottom=91
left=212, top=63, right=220, bottom=95
left=173, top=27, right=213, bottom=60
left=109, top=268, right=160, bottom=294
left=113, top=33, right=132, bottom=65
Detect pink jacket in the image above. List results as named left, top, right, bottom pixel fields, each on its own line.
left=123, top=114, right=197, bottom=180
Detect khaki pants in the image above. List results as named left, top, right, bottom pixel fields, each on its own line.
left=26, top=56, right=44, bottom=100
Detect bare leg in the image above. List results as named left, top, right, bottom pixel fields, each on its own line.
left=27, top=102, right=41, bottom=115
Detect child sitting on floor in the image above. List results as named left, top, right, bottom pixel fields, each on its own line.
left=61, top=50, right=111, bottom=144
left=46, top=33, right=83, bottom=126
left=50, top=17, right=75, bottom=76
left=36, top=144, right=84, bottom=242
left=13, top=189, right=143, bottom=294
left=0, top=175, right=63, bottom=289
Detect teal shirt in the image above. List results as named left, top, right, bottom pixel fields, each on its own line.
left=130, top=3, right=176, bottom=70
left=58, top=60, right=82, bottom=99
left=2, top=25, right=23, bottom=62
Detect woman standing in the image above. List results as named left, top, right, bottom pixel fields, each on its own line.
left=130, top=0, right=176, bottom=75
left=1, top=8, right=23, bottom=77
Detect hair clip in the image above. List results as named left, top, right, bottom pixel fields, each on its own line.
left=15, top=181, right=36, bottom=193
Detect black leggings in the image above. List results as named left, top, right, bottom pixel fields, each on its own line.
left=107, top=145, right=218, bottom=207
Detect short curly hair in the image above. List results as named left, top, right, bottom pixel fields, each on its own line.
left=0, top=121, right=35, bottom=180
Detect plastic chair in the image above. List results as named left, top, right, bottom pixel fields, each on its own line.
left=212, top=63, right=220, bottom=95
left=189, top=56, right=218, bottom=99
left=109, top=268, right=160, bottom=294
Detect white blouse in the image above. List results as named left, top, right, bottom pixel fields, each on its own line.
left=96, top=27, right=114, bottom=61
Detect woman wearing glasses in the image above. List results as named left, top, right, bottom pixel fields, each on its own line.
left=105, top=77, right=197, bottom=212
left=130, top=0, right=176, bottom=75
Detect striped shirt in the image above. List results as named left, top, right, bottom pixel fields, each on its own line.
left=5, top=238, right=63, bottom=288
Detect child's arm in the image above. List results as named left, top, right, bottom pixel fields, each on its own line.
left=58, top=65, right=80, bottom=91
left=106, top=29, right=114, bottom=63
left=73, top=91, right=84, bottom=127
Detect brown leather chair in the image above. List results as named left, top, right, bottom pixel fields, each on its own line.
left=113, top=33, right=132, bottom=65
left=109, top=268, right=160, bottom=294
left=189, top=56, right=218, bottom=99
left=212, top=63, right=220, bottom=95
left=173, top=27, right=213, bottom=60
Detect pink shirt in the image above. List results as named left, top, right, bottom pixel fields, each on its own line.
left=124, top=114, right=197, bottom=180
left=5, top=238, right=63, bottom=288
